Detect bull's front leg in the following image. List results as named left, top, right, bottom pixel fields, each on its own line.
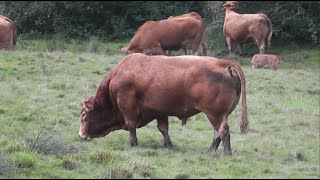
left=129, top=127, right=138, bottom=147
left=117, top=90, right=140, bottom=147
left=156, top=117, right=173, bottom=147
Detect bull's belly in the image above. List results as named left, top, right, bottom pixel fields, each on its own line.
left=139, top=106, right=200, bottom=122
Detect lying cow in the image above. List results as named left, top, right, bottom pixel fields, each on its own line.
left=251, top=54, right=282, bottom=70
left=79, top=53, right=249, bottom=155
left=121, top=12, right=205, bottom=56
left=0, top=15, right=17, bottom=50
left=223, top=1, right=272, bottom=55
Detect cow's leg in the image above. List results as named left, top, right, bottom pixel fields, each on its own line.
left=153, top=44, right=166, bottom=55
left=226, top=36, right=232, bottom=54
left=156, top=117, right=173, bottom=147
left=192, top=43, right=203, bottom=56
left=238, top=43, right=243, bottom=56
left=183, top=47, right=188, bottom=55
left=202, top=41, right=208, bottom=56
left=255, top=38, right=265, bottom=54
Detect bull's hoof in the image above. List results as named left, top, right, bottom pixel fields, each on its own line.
left=130, top=142, right=138, bottom=147
left=164, top=142, right=174, bottom=148
left=223, top=150, right=232, bottom=156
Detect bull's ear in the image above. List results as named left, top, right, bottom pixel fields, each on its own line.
left=84, top=99, right=94, bottom=111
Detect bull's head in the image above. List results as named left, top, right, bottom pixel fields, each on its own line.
left=223, top=1, right=239, bottom=10
left=79, top=96, right=123, bottom=141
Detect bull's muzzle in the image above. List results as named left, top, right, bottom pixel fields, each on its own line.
left=78, top=134, right=93, bottom=142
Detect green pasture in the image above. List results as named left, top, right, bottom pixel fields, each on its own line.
left=0, top=38, right=319, bottom=178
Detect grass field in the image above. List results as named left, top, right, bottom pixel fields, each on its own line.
left=0, top=38, right=319, bottom=178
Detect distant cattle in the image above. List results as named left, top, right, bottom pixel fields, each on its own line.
left=251, top=54, right=282, bottom=70
left=0, top=15, right=17, bottom=50
left=166, top=12, right=208, bottom=56
left=79, top=53, right=249, bottom=155
left=121, top=12, right=205, bottom=56
left=223, top=1, right=272, bottom=55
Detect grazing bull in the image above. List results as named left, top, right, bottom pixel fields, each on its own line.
left=121, top=12, right=205, bottom=56
left=251, top=54, right=282, bottom=70
left=79, top=53, right=249, bottom=155
left=223, top=1, right=272, bottom=55
left=0, top=15, right=17, bottom=50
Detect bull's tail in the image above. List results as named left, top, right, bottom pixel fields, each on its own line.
left=227, top=61, right=249, bottom=134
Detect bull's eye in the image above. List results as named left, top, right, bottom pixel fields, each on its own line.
left=81, top=112, right=87, bottom=121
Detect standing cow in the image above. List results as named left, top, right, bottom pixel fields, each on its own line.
left=251, top=54, right=282, bottom=70
left=223, top=1, right=272, bottom=55
left=121, top=12, right=205, bottom=56
left=166, top=12, right=208, bottom=56
left=0, top=15, right=17, bottom=50
left=79, top=53, right=249, bottom=155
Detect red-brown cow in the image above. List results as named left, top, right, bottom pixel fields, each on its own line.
left=79, top=53, right=249, bottom=155
left=121, top=12, right=205, bottom=56
left=0, top=15, right=17, bottom=50
left=223, top=1, right=272, bottom=55
left=251, top=54, right=282, bottom=70
left=166, top=12, right=207, bottom=56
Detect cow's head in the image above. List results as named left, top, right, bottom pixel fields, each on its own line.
left=79, top=96, right=122, bottom=141
left=223, top=1, right=239, bottom=10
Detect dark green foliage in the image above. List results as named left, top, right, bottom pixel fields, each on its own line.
left=0, top=1, right=318, bottom=44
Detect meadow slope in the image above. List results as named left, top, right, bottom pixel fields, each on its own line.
left=0, top=39, right=319, bottom=178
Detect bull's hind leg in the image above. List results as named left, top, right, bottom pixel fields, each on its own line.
left=208, top=129, right=221, bottom=153
left=156, top=116, right=173, bottom=147
left=207, top=115, right=232, bottom=155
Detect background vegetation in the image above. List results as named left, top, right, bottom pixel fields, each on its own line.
left=0, top=1, right=319, bottom=45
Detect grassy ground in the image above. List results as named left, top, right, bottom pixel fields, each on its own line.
left=0, top=38, right=319, bottom=178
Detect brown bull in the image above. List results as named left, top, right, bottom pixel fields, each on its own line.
left=79, top=53, right=249, bottom=155
left=0, top=15, right=17, bottom=50
left=223, top=1, right=272, bottom=55
left=251, top=54, right=282, bottom=70
left=121, top=12, right=205, bottom=56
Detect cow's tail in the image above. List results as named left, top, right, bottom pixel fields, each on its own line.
left=227, top=61, right=249, bottom=134
left=262, top=14, right=272, bottom=48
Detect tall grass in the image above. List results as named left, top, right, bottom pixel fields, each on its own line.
left=0, top=37, right=319, bottom=178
